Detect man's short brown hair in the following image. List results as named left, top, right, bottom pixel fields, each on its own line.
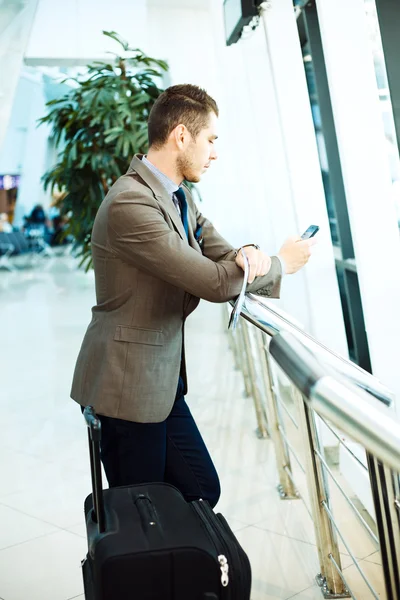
left=148, top=84, right=219, bottom=149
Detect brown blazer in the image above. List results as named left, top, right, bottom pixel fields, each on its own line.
left=71, top=155, right=282, bottom=422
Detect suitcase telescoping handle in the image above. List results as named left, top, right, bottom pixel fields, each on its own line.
left=83, top=406, right=106, bottom=533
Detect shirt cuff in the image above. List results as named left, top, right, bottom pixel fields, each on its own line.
left=276, top=254, right=286, bottom=276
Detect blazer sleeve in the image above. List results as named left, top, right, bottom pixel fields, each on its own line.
left=191, top=197, right=282, bottom=299
left=108, top=190, right=282, bottom=303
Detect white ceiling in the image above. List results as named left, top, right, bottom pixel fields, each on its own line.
left=147, top=0, right=210, bottom=9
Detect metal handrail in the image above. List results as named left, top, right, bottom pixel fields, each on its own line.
left=269, top=331, right=400, bottom=472
left=226, top=299, right=400, bottom=598
left=239, top=294, right=395, bottom=406
left=268, top=330, right=400, bottom=598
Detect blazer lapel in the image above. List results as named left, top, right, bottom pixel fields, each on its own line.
left=157, top=193, right=187, bottom=242
left=187, top=224, right=202, bottom=254
left=128, top=155, right=187, bottom=242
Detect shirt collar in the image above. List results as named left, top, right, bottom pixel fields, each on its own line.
left=142, top=155, right=180, bottom=196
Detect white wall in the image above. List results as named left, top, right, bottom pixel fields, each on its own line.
left=0, top=0, right=39, bottom=149
left=0, top=69, right=53, bottom=224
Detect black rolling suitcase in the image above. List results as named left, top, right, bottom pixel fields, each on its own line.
left=81, top=406, right=252, bottom=600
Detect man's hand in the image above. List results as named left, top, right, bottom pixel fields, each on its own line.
left=235, top=247, right=272, bottom=284
left=278, top=236, right=316, bottom=274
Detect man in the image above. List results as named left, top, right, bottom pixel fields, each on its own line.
left=71, top=84, right=315, bottom=508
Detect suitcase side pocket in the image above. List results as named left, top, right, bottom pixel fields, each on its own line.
left=216, top=513, right=252, bottom=600
left=192, top=500, right=232, bottom=598
left=192, top=499, right=252, bottom=600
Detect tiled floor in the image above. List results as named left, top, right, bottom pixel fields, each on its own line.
left=0, top=256, right=386, bottom=599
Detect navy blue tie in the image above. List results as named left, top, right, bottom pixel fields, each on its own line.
left=174, top=187, right=189, bottom=239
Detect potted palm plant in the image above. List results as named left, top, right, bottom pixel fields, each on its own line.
left=40, top=31, right=168, bottom=269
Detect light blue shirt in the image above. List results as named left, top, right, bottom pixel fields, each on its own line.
left=142, top=155, right=181, bottom=215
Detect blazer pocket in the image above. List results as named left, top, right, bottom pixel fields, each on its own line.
left=114, top=325, right=164, bottom=346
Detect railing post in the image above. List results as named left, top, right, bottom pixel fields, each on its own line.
left=239, top=320, right=269, bottom=439
left=225, top=305, right=241, bottom=371
left=294, top=388, right=350, bottom=598
left=235, top=320, right=253, bottom=398
left=366, top=454, right=400, bottom=598
left=258, top=333, right=298, bottom=498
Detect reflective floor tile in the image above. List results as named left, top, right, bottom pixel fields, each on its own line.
left=363, top=551, right=382, bottom=565
left=67, top=523, right=87, bottom=539
left=342, top=558, right=386, bottom=599
left=235, top=526, right=321, bottom=599
left=223, top=516, right=249, bottom=533
left=286, top=583, right=329, bottom=599
left=216, top=475, right=297, bottom=528
left=1, top=470, right=92, bottom=529
left=0, top=503, right=58, bottom=550
left=255, top=496, right=316, bottom=546
left=0, top=450, right=55, bottom=497
left=0, top=530, right=86, bottom=600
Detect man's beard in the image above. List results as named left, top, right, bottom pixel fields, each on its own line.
left=176, top=146, right=200, bottom=183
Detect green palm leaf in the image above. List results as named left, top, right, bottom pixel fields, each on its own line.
left=40, top=31, right=168, bottom=270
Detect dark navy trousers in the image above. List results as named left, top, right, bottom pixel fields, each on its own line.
left=96, top=378, right=221, bottom=508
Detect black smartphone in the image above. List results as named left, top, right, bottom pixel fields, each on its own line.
left=301, top=225, right=319, bottom=240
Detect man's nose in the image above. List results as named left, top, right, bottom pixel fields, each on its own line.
left=210, top=148, right=218, bottom=161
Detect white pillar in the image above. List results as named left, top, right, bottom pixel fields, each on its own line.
left=11, top=71, right=52, bottom=226
left=261, top=0, right=349, bottom=358
left=316, top=0, right=400, bottom=406
left=0, top=0, right=39, bottom=149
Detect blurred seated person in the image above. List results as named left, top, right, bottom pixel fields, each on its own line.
left=0, top=213, right=12, bottom=233
left=24, top=204, right=49, bottom=232
left=23, top=204, right=51, bottom=248
left=29, top=204, right=47, bottom=225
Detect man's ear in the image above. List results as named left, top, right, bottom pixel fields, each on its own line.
left=173, top=124, right=188, bottom=149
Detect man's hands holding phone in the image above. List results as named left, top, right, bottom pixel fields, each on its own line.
left=277, top=235, right=316, bottom=275
left=235, top=226, right=318, bottom=281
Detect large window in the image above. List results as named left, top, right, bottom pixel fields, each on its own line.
left=296, top=2, right=371, bottom=371
left=302, top=48, right=339, bottom=246
left=364, top=0, right=400, bottom=228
